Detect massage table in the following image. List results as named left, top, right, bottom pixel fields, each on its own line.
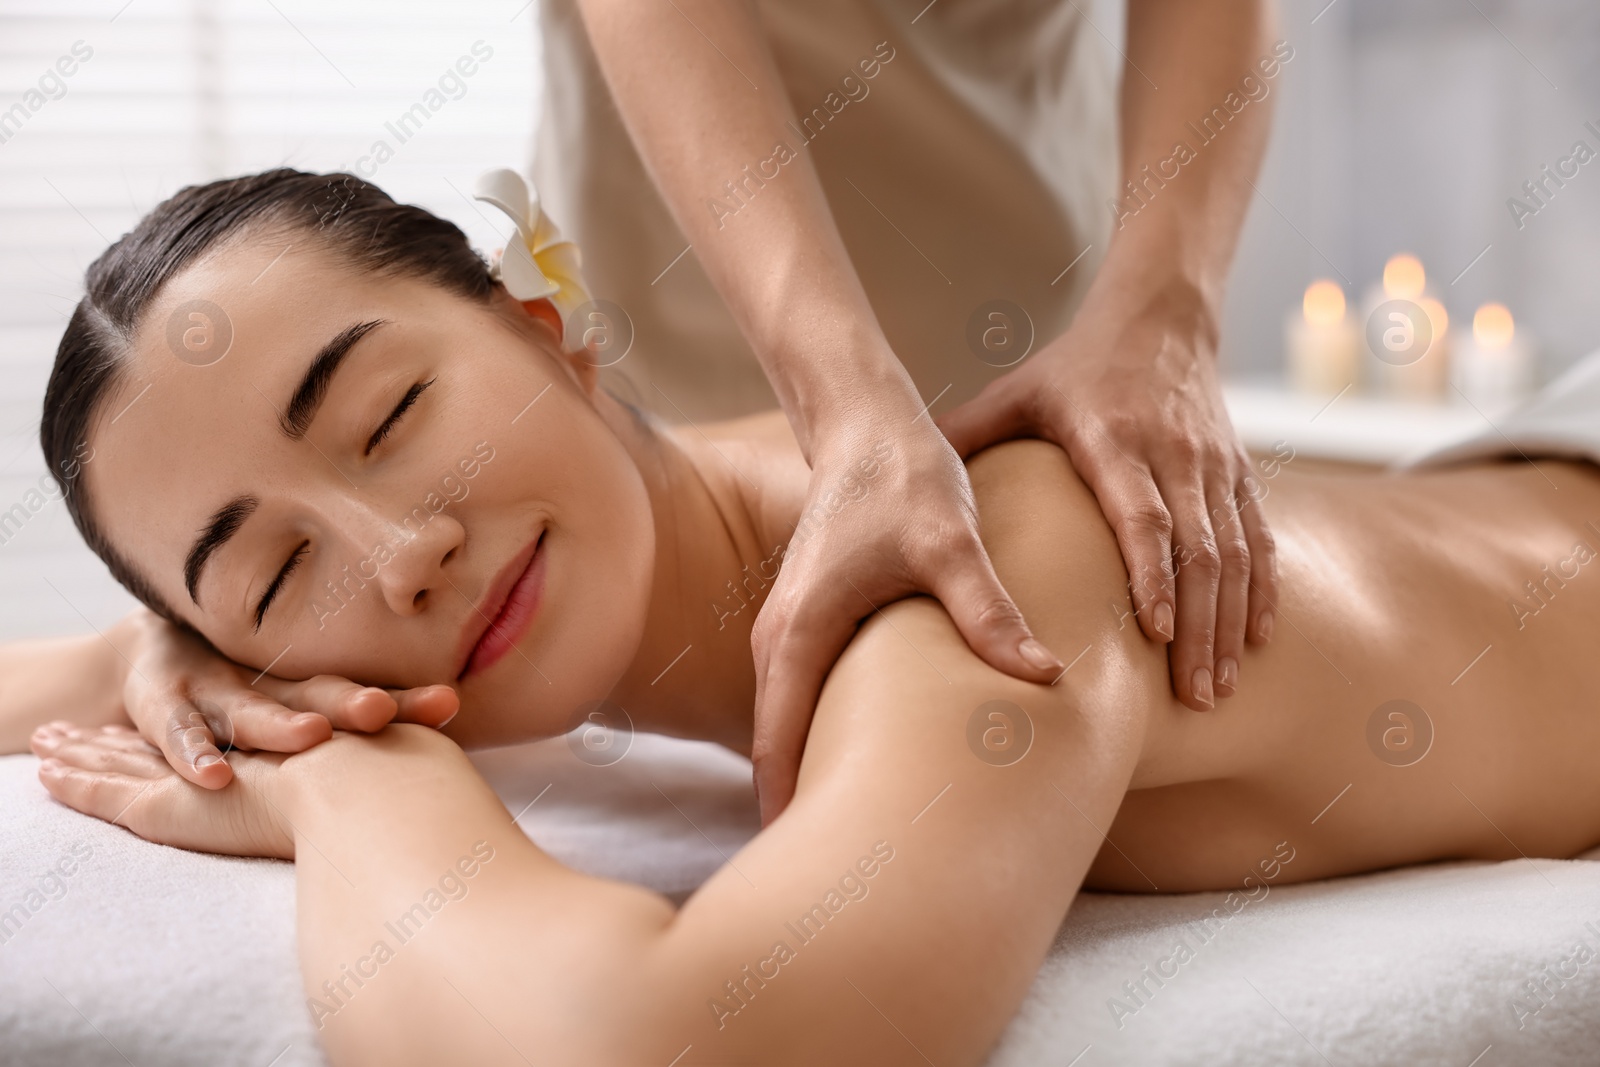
left=4, top=731, right=1598, bottom=1066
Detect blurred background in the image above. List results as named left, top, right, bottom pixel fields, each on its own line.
left=2, top=0, right=1598, bottom=638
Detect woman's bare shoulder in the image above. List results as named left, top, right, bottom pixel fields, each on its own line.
left=963, top=439, right=1132, bottom=613
left=964, top=439, right=1102, bottom=529
left=802, top=437, right=1160, bottom=775
left=964, top=436, right=1075, bottom=483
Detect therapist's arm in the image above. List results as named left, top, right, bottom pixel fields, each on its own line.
left=572, top=0, right=1064, bottom=824
left=940, top=0, right=1283, bottom=712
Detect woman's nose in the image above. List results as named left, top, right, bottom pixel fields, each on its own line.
left=359, top=505, right=468, bottom=616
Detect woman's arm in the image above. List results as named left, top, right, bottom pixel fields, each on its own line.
left=38, top=444, right=1154, bottom=1066
left=286, top=443, right=1156, bottom=1065
left=0, top=613, right=138, bottom=752
left=3, top=607, right=457, bottom=784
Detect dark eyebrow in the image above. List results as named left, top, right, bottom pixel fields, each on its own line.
left=278, top=319, right=387, bottom=440
left=185, top=495, right=259, bottom=605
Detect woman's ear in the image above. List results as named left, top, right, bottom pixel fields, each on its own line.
left=505, top=293, right=599, bottom=396
left=519, top=295, right=565, bottom=345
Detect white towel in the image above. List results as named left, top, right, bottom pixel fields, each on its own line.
left=1404, top=347, right=1600, bottom=470
left=5, top=735, right=1599, bottom=1067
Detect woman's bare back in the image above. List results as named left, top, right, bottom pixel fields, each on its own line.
left=690, top=421, right=1600, bottom=895
left=1061, top=456, right=1600, bottom=891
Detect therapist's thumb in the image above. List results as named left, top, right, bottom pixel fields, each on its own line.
left=748, top=580, right=859, bottom=827
left=933, top=541, right=1064, bottom=685
left=935, top=378, right=1033, bottom=460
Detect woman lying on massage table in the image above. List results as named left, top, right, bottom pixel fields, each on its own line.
left=12, top=171, right=1600, bottom=1067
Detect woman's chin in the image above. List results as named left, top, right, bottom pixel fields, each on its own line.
left=444, top=632, right=642, bottom=750
left=438, top=690, right=566, bottom=750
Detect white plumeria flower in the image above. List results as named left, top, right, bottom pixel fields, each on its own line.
left=473, top=167, right=592, bottom=354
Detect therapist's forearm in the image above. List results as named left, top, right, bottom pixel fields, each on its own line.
left=572, top=0, right=919, bottom=452
left=1102, top=0, right=1277, bottom=319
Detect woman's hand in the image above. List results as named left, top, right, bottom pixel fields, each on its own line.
left=938, top=278, right=1278, bottom=712
left=31, top=721, right=295, bottom=860
left=750, top=395, right=1066, bottom=825
left=119, top=609, right=459, bottom=790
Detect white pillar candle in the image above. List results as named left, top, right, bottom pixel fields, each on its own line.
left=1365, top=253, right=1449, bottom=401
left=1452, top=303, right=1534, bottom=413
left=1286, top=279, right=1359, bottom=395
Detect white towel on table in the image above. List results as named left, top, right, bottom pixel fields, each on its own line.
left=5, top=734, right=1599, bottom=1067
left=1405, top=346, right=1600, bottom=470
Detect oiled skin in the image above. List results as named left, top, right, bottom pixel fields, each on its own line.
left=694, top=411, right=1600, bottom=892
left=1049, top=456, right=1600, bottom=890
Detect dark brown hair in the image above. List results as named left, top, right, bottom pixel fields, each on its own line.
left=40, top=169, right=498, bottom=625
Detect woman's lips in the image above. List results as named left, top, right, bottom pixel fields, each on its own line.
left=458, top=531, right=546, bottom=680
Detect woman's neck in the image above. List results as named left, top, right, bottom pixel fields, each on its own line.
left=596, top=396, right=808, bottom=754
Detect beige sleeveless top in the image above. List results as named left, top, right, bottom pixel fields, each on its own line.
left=532, top=0, right=1117, bottom=424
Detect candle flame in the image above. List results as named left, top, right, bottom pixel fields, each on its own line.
left=1383, top=254, right=1426, bottom=300
left=1302, top=280, right=1346, bottom=328
left=1473, top=303, right=1515, bottom=348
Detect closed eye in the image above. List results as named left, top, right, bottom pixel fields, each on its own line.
left=364, top=376, right=435, bottom=455
left=254, top=540, right=308, bottom=632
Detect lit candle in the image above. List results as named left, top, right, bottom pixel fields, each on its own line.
left=1452, top=302, right=1534, bottom=412
left=1286, top=279, right=1359, bottom=395
left=1365, top=253, right=1449, bottom=401
left=1383, top=254, right=1425, bottom=300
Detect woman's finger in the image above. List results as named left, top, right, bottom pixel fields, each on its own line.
left=1205, top=477, right=1251, bottom=699
left=181, top=675, right=457, bottom=771
left=32, top=723, right=166, bottom=777
left=252, top=674, right=458, bottom=732
left=34, top=725, right=174, bottom=833
left=250, top=674, right=399, bottom=732
left=1153, top=468, right=1222, bottom=711
left=186, top=683, right=329, bottom=757
left=387, top=685, right=461, bottom=728
left=38, top=758, right=154, bottom=828
left=40, top=721, right=160, bottom=757
left=146, top=697, right=234, bottom=789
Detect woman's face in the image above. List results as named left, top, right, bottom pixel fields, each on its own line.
left=85, top=230, right=656, bottom=747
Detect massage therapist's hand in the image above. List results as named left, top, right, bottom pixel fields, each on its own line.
left=117, top=608, right=458, bottom=789
left=751, top=395, right=1066, bottom=824
left=938, top=279, right=1278, bottom=712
